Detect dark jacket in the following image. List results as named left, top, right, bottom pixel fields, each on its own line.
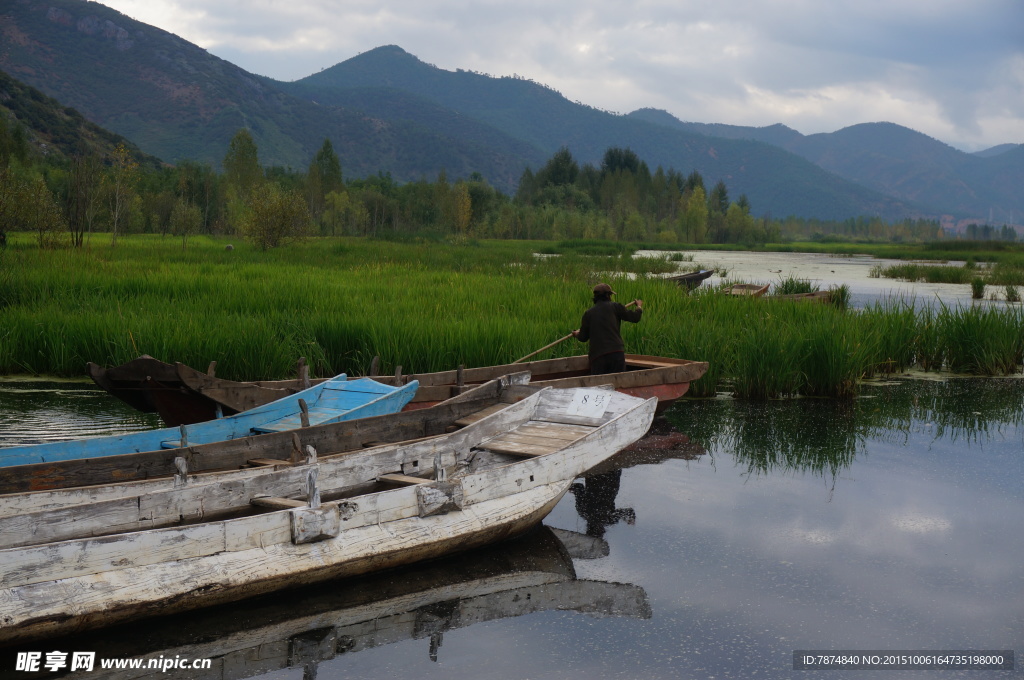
left=576, top=300, right=642, bottom=361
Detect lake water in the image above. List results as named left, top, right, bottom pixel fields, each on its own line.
left=1, top=378, right=1021, bottom=679
left=639, top=249, right=1014, bottom=309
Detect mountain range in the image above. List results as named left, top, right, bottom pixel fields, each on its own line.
left=1, top=0, right=1020, bottom=224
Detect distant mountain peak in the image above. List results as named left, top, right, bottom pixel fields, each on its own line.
left=301, top=44, right=438, bottom=87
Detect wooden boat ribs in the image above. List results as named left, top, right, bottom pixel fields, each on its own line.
left=0, top=384, right=657, bottom=643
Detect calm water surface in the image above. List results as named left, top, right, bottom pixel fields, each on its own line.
left=0, top=378, right=1021, bottom=679
left=640, top=249, right=1016, bottom=309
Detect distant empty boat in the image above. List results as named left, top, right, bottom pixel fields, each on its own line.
left=724, top=283, right=770, bottom=297
left=667, top=269, right=714, bottom=290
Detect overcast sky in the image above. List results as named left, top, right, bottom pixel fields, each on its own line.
left=101, top=0, right=1022, bottom=152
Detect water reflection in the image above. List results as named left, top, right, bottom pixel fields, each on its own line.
left=665, top=378, right=1024, bottom=485
left=570, top=471, right=636, bottom=538
left=0, top=526, right=650, bottom=679
left=0, top=381, right=160, bottom=448
left=1, top=378, right=1021, bottom=678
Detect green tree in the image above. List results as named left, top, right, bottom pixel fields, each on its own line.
left=0, top=116, right=28, bottom=168
left=322, top=189, right=350, bottom=236
left=27, top=175, right=66, bottom=248
left=103, top=143, right=139, bottom=246
left=680, top=185, right=708, bottom=243
left=601, top=147, right=641, bottom=176
left=66, top=152, right=101, bottom=247
left=312, top=139, right=343, bottom=193
left=170, top=197, right=202, bottom=250
left=535, top=147, right=579, bottom=188
left=223, top=129, right=262, bottom=201
left=242, top=183, right=311, bottom=250
left=306, top=139, right=342, bottom=225
left=708, top=180, right=729, bottom=215
left=452, top=182, right=472, bottom=234
left=725, top=202, right=755, bottom=242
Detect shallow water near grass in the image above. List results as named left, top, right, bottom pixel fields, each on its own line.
left=642, top=249, right=1018, bottom=310
left=0, top=378, right=1021, bottom=679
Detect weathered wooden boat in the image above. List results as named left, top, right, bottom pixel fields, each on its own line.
left=0, top=383, right=657, bottom=643
left=724, top=283, right=770, bottom=297
left=767, top=290, right=832, bottom=303
left=87, top=355, right=316, bottom=426
left=0, top=375, right=529, bottom=499
left=0, top=375, right=418, bottom=469
left=24, top=526, right=648, bottom=667
left=177, top=354, right=708, bottom=419
left=86, top=355, right=183, bottom=421
left=667, top=269, right=714, bottom=289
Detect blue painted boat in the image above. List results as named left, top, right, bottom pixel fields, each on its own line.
left=0, top=376, right=419, bottom=468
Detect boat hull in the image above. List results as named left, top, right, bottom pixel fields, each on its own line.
left=0, top=388, right=657, bottom=644
left=1, top=480, right=569, bottom=644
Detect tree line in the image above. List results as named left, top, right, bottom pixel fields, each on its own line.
left=2, top=118, right=1002, bottom=250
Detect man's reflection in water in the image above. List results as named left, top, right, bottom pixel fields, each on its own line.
left=570, top=469, right=636, bottom=538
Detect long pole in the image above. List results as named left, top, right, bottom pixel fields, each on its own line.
left=512, top=300, right=639, bottom=364
left=512, top=333, right=574, bottom=364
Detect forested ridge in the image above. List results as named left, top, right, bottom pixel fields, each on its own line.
left=1, top=86, right=957, bottom=251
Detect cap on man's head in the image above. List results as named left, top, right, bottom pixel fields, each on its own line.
left=593, top=283, right=616, bottom=295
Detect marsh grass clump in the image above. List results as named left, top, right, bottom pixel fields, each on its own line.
left=860, top=299, right=919, bottom=375
left=1005, top=285, right=1020, bottom=303
left=828, top=284, right=851, bottom=310
left=880, top=263, right=976, bottom=284
left=773, top=275, right=818, bottom=295
left=938, top=304, right=1024, bottom=375
left=970, top=277, right=986, bottom=299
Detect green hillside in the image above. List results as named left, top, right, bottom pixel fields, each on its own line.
left=0, top=68, right=159, bottom=168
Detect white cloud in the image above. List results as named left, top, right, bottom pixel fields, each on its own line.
left=100, top=0, right=1024, bottom=150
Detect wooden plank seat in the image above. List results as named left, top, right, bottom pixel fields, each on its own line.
left=478, top=420, right=595, bottom=458
left=453, top=403, right=508, bottom=427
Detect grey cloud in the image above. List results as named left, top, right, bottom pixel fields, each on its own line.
left=104, top=0, right=1024, bottom=149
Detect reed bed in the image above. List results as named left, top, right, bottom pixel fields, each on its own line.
left=1, top=234, right=1023, bottom=399
left=874, top=262, right=976, bottom=284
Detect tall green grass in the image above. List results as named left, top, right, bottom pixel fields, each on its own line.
left=2, top=234, right=1022, bottom=398
left=877, top=263, right=976, bottom=284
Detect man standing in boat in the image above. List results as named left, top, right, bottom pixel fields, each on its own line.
left=572, top=283, right=643, bottom=375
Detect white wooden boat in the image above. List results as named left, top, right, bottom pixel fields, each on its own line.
left=0, top=384, right=656, bottom=644
left=39, top=526, right=648, bottom=675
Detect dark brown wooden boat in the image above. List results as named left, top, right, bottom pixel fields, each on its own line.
left=177, top=354, right=708, bottom=420
left=667, top=269, right=714, bottom=290
left=87, top=356, right=315, bottom=426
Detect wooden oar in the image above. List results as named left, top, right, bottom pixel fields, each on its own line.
left=513, top=300, right=639, bottom=364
